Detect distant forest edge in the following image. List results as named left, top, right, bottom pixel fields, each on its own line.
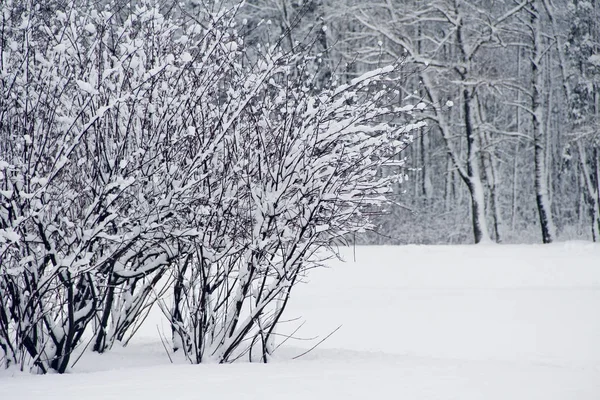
left=227, top=0, right=599, bottom=244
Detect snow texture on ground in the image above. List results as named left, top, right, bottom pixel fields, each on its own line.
left=1, top=243, right=599, bottom=399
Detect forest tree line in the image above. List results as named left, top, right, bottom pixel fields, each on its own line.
left=228, top=0, right=600, bottom=244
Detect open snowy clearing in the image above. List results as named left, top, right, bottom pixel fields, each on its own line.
left=2, top=243, right=599, bottom=399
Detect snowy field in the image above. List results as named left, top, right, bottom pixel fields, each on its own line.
left=1, top=243, right=599, bottom=399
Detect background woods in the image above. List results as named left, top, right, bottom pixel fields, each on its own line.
left=235, top=0, right=600, bottom=244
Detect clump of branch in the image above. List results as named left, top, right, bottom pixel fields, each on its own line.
left=0, top=0, right=417, bottom=373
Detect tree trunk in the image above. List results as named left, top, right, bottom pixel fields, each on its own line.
left=530, top=1, right=556, bottom=243
left=93, top=278, right=115, bottom=353
left=463, top=88, right=491, bottom=243
left=577, top=141, right=600, bottom=241
left=421, top=130, right=433, bottom=202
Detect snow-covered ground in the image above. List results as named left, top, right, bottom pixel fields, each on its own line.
left=2, top=243, right=599, bottom=399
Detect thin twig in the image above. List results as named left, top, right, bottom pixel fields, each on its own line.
left=292, top=325, right=342, bottom=360
left=274, top=320, right=306, bottom=351
left=69, top=332, right=96, bottom=370
left=157, top=326, right=174, bottom=364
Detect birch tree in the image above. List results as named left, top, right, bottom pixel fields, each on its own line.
left=526, top=0, right=557, bottom=242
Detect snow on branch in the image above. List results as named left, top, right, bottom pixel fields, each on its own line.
left=0, top=0, right=417, bottom=372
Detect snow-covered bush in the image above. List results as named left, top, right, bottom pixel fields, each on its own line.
left=0, top=0, right=417, bottom=373
left=0, top=0, right=233, bottom=372
left=164, top=58, right=420, bottom=363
